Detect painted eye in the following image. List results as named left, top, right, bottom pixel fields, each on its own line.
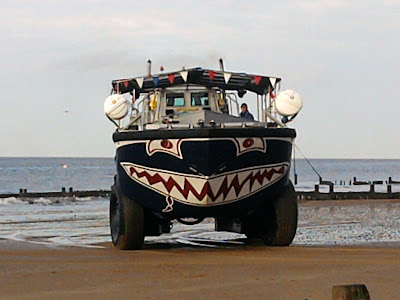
left=161, top=139, right=173, bottom=149
left=147, top=139, right=183, bottom=159
left=234, top=137, right=267, bottom=156
left=243, top=138, right=254, bottom=148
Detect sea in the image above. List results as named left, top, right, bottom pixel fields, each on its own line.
left=1, top=157, right=399, bottom=248
left=1, top=157, right=400, bottom=194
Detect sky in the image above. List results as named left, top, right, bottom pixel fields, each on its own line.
left=1, top=0, right=399, bottom=158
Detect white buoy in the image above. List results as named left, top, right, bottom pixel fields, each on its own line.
left=104, top=94, right=130, bottom=120
left=274, top=90, right=303, bottom=117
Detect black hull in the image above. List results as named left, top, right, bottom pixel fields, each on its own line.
left=113, top=127, right=295, bottom=219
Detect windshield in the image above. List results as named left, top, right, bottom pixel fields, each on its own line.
left=191, top=92, right=209, bottom=106
left=166, top=93, right=185, bottom=106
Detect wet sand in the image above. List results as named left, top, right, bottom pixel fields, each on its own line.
left=1, top=199, right=400, bottom=300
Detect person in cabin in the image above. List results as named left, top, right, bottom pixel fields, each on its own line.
left=239, top=103, right=254, bottom=120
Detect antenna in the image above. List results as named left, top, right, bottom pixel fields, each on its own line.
left=219, top=58, right=225, bottom=71
left=147, top=59, right=152, bottom=77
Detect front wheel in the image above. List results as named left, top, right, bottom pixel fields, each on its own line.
left=243, top=181, right=298, bottom=246
left=263, top=181, right=298, bottom=246
left=110, top=185, right=144, bottom=250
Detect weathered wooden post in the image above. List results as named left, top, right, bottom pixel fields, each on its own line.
left=387, top=184, right=392, bottom=194
left=329, top=182, right=334, bottom=194
left=332, top=284, right=370, bottom=299
left=369, top=183, right=375, bottom=193
left=314, top=184, right=319, bottom=200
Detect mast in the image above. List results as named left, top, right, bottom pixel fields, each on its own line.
left=147, top=59, right=152, bottom=77
left=219, top=58, right=229, bottom=114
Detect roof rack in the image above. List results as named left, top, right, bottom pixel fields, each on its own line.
left=112, top=67, right=281, bottom=95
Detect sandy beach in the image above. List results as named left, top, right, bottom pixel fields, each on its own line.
left=1, top=243, right=399, bottom=300
left=1, top=199, right=400, bottom=300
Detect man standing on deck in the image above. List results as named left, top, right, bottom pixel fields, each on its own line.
left=240, top=103, right=254, bottom=120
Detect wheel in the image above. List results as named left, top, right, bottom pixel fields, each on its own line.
left=110, top=185, right=144, bottom=250
left=243, top=181, right=298, bottom=246
left=263, top=181, right=298, bottom=246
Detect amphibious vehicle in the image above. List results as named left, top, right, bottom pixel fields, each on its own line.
left=104, top=59, right=303, bottom=249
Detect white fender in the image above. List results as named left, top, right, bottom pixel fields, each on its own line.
left=104, top=94, right=130, bottom=120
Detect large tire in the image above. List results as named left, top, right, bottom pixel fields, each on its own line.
left=243, top=181, right=298, bottom=246
left=110, top=185, right=144, bottom=250
left=263, top=181, right=298, bottom=246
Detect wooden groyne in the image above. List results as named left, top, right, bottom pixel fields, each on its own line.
left=1, top=185, right=400, bottom=201
left=297, top=183, right=400, bottom=200
left=0, top=187, right=110, bottom=199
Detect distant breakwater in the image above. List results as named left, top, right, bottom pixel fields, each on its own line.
left=0, top=187, right=110, bottom=200
left=1, top=185, right=400, bottom=201
left=298, top=183, right=400, bottom=200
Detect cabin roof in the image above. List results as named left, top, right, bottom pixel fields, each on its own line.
left=112, top=67, right=281, bottom=95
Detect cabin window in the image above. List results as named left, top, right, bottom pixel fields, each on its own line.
left=166, top=93, right=185, bottom=107
left=191, top=92, right=209, bottom=106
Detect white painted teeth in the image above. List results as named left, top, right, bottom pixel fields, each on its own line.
left=208, top=175, right=225, bottom=197
left=158, top=172, right=172, bottom=182
left=185, top=177, right=205, bottom=195
left=121, top=162, right=288, bottom=206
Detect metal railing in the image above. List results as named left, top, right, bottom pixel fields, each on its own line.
left=225, top=93, right=240, bottom=116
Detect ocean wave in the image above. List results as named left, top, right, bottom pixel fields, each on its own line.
left=32, top=198, right=53, bottom=205
left=0, top=197, right=24, bottom=205
left=0, top=197, right=54, bottom=206
left=75, top=196, right=95, bottom=201
left=0, top=196, right=107, bottom=206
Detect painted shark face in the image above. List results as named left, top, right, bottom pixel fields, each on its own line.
left=121, top=162, right=289, bottom=207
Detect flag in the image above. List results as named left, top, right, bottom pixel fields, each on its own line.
left=168, top=74, right=175, bottom=84
left=209, top=70, right=216, bottom=80
left=180, top=71, right=188, bottom=82
left=135, top=77, right=144, bottom=88
left=153, top=76, right=159, bottom=87
left=224, top=72, right=231, bottom=83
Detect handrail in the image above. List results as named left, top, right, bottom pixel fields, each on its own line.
left=115, top=87, right=284, bottom=130
left=225, top=93, right=239, bottom=116
left=125, top=92, right=155, bottom=129
left=125, top=114, right=142, bottom=128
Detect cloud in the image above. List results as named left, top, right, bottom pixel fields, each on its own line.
left=1, top=0, right=400, bottom=157
left=296, top=0, right=350, bottom=12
